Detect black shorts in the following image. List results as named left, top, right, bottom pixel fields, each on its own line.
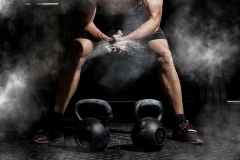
left=146, top=28, right=167, bottom=41
left=79, top=4, right=167, bottom=41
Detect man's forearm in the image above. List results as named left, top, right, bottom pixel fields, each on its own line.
left=123, top=0, right=162, bottom=41
left=123, top=18, right=159, bottom=41
left=84, top=23, right=110, bottom=42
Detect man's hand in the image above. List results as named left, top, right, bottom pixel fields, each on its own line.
left=106, top=30, right=127, bottom=54
left=110, top=30, right=123, bottom=43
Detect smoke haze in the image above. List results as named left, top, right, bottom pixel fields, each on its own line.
left=164, top=0, right=240, bottom=81
left=0, top=0, right=57, bottom=133
left=0, top=0, right=14, bottom=16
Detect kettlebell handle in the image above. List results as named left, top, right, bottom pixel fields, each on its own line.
left=134, top=99, right=164, bottom=122
left=74, top=99, right=113, bottom=125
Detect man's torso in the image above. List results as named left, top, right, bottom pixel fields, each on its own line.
left=93, top=0, right=145, bottom=35
left=97, top=0, right=138, bottom=15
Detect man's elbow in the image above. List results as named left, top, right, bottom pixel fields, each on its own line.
left=83, top=23, right=92, bottom=32
left=83, top=25, right=89, bottom=32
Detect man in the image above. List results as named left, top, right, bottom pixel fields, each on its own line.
left=33, top=0, right=203, bottom=144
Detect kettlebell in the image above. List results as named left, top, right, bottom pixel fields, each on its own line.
left=131, top=99, right=166, bottom=151
left=74, top=99, right=113, bottom=152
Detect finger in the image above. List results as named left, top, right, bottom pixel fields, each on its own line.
left=106, top=46, right=113, bottom=53
left=117, top=30, right=123, bottom=36
left=112, top=47, right=122, bottom=54
left=113, top=44, right=126, bottom=50
left=110, top=47, right=115, bottom=52
left=115, top=41, right=127, bottom=45
left=113, top=45, right=126, bottom=50
left=118, top=49, right=123, bottom=54
left=112, top=35, right=122, bottom=41
left=112, top=43, right=124, bottom=48
left=110, top=47, right=117, bottom=52
left=109, top=37, right=115, bottom=44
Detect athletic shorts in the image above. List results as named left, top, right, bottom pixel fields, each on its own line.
left=79, top=4, right=167, bottom=41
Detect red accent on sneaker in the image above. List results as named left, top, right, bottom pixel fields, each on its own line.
left=33, top=137, right=64, bottom=144
left=186, top=139, right=203, bottom=144
left=178, top=126, right=187, bottom=134
left=52, top=137, right=64, bottom=142
left=32, top=140, right=50, bottom=144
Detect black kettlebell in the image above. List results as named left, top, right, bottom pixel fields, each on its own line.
left=74, top=99, right=113, bottom=152
left=131, top=99, right=166, bottom=151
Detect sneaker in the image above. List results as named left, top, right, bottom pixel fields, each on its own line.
left=172, top=120, right=203, bottom=144
left=32, top=128, right=64, bottom=144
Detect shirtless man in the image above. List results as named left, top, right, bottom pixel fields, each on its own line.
left=33, top=0, right=203, bottom=144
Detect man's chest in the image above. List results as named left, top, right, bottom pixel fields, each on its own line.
left=97, top=0, right=136, bottom=15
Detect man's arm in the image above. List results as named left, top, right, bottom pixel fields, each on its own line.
left=123, top=0, right=163, bottom=41
left=78, top=0, right=110, bottom=42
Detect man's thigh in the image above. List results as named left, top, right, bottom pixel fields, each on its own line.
left=148, top=39, right=169, bottom=54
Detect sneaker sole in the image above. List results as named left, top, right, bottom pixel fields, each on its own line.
left=172, top=137, right=204, bottom=145
left=33, top=137, right=64, bottom=144
left=186, top=139, right=203, bottom=145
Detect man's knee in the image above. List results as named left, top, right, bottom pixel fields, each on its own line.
left=68, top=38, right=93, bottom=63
left=157, top=49, right=174, bottom=67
